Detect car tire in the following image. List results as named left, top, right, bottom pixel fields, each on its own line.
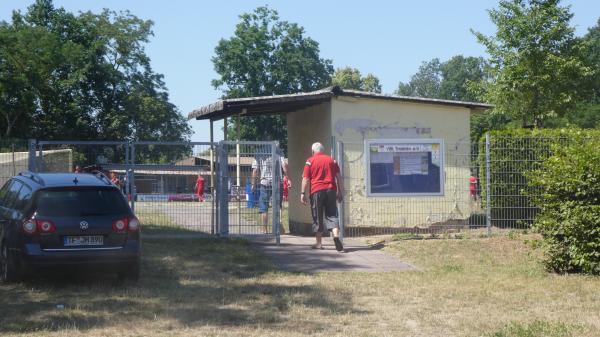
left=0, top=241, right=20, bottom=283
left=117, top=260, right=140, bottom=283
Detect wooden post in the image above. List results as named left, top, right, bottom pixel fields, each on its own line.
left=223, top=117, right=228, bottom=141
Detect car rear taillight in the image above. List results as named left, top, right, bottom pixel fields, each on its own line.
left=128, top=217, right=140, bottom=232
left=36, top=220, right=56, bottom=233
left=112, top=218, right=128, bottom=233
left=22, top=221, right=37, bottom=235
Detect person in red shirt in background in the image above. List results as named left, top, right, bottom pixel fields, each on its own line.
left=194, top=174, right=205, bottom=202
left=300, top=142, right=344, bottom=252
left=469, top=175, right=477, bottom=201
left=282, top=175, right=290, bottom=202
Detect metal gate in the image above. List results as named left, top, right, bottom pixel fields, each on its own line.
left=27, top=139, right=280, bottom=242
left=218, top=141, right=282, bottom=244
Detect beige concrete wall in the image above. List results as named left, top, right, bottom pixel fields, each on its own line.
left=331, top=96, right=475, bottom=229
left=287, top=101, right=332, bottom=227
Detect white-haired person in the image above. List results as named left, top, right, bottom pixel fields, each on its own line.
left=300, top=142, right=344, bottom=251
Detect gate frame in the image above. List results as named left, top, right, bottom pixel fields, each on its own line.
left=220, top=140, right=282, bottom=245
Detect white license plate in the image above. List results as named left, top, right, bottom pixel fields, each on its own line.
left=63, top=236, right=104, bottom=246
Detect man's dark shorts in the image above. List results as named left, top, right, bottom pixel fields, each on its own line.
left=310, top=189, right=338, bottom=233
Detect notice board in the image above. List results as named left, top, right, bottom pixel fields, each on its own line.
left=365, top=139, right=444, bottom=196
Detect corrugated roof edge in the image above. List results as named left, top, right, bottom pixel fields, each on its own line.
left=338, top=88, right=492, bottom=110
left=187, top=86, right=492, bottom=120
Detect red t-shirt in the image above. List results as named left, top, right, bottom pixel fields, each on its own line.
left=303, top=153, right=340, bottom=195
left=195, top=177, right=205, bottom=195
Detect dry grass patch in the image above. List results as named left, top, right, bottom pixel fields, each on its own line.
left=0, top=233, right=599, bottom=336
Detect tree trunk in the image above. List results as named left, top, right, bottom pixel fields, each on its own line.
left=4, top=114, right=16, bottom=139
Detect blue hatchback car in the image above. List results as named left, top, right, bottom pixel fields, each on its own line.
left=0, top=172, right=141, bottom=282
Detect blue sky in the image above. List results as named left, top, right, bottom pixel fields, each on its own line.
left=1, top=0, right=599, bottom=142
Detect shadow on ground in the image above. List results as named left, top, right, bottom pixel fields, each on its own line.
left=0, top=237, right=363, bottom=334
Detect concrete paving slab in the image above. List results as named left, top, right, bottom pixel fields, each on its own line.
left=252, top=235, right=416, bottom=273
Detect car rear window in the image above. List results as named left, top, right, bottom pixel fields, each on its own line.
left=35, top=188, right=130, bottom=217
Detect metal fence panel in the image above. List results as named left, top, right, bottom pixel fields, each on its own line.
left=12, top=135, right=589, bottom=238
left=339, top=135, right=598, bottom=236
left=32, top=140, right=133, bottom=208
left=0, top=139, right=28, bottom=187
left=339, top=139, right=486, bottom=236
left=221, top=141, right=282, bottom=242
left=21, top=139, right=282, bottom=240
left=481, top=135, right=569, bottom=230
left=35, top=140, right=129, bottom=174
left=131, top=142, right=216, bottom=235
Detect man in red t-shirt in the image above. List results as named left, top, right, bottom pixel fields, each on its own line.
left=282, top=175, right=289, bottom=202
left=194, top=174, right=205, bottom=202
left=469, top=175, right=477, bottom=201
left=300, top=142, right=344, bottom=251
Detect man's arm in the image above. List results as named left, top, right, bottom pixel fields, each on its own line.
left=300, top=177, right=309, bottom=205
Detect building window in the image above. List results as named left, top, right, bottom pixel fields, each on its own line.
left=365, top=139, right=444, bottom=196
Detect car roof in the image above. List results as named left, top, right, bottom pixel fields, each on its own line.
left=14, top=172, right=114, bottom=189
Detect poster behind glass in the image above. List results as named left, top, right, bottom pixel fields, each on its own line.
left=367, top=140, right=443, bottom=196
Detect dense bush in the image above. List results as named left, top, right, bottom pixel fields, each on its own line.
left=526, top=138, right=600, bottom=275
left=478, top=129, right=600, bottom=228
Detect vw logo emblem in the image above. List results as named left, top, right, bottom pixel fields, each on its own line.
left=80, top=221, right=89, bottom=231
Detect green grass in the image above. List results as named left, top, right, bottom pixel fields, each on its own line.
left=137, top=212, right=195, bottom=235
left=1, top=234, right=599, bottom=337
left=391, top=232, right=422, bottom=240
left=489, top=320, right=580, bottom=337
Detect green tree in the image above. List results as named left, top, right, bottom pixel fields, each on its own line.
left=395, top=56, right=489, bottom=102
left=439, top=56, right=488, bottom=102
left=548, top=18, right=600, bottom=129
left=212, top=7, right=333, bottom=150
left=0, top=0, right=190, bottom=142
left=362, top=74, right=382, bottom=93
left=331, top=67, right=382, bottom=93
left=582, top=18, right=600, bottom=102
left=393, top=55, right=496, bottom=141
left=472, top=0, right=593, bottom=128
left=395, top=59, right=442, bottom=98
